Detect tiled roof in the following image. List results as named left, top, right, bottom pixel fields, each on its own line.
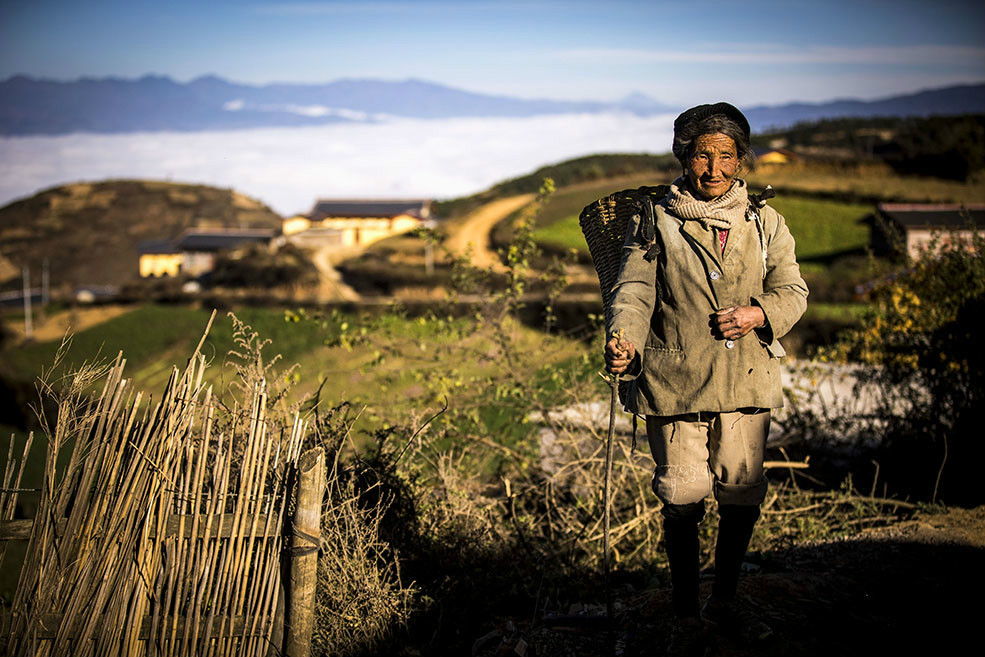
left=310, top=199, right=430, bottom=220
left=877, top=204, right=985, bottom=229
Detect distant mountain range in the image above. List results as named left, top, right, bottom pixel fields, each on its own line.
left=0, top=74, right=982, bottom=136
left=0, top=75, right=671, bottom=135
left=744, top=84, right=985, bottom=132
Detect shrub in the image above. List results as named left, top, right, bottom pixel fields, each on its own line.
left=210, top=243, right=319, bottom=289
left=308, top=403, right=414, bottom=657
left=820, top=222, right=985, bottom=502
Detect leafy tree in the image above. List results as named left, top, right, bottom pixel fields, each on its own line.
left=887, top=115, right=985, bottom=181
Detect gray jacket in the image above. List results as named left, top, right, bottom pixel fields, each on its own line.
left=608, top=196, right=808, bottom=416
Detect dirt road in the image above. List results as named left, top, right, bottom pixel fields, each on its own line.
left=309, top=246, right=361, bottom=301
left=473, top=505, right=985, bottom=657
left=4, top=304, right=135, bottom=343
left=444, top=194, right=535, bottom=271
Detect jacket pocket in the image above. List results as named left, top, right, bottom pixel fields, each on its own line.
left=764, top=338, right=786, bottom=359
left=642, top=346, right=690, bottom=394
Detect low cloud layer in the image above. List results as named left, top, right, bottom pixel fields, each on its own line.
left=0, top=113, right=674, bottom=215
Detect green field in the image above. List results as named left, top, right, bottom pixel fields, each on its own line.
left=3, top=305, right=329, bottom=395
left=2, top=304, right=594, bottom=437
left=531, top=189, right=871, bottom=265
left=528, top=174, right=657, bottom=252
left=768, top=197, right=870, bottom=261
left=801, top=302, right=871, bottom=322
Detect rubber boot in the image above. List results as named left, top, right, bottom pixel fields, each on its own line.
left=704, top=504, right=773, bottom=642
left=711, top=504, right=760, bottom=600
left=661, top=502, right=705, bottom=618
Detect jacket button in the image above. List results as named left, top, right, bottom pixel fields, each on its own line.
left=710, top=271, right=720, bottom=280
left=725, top=340, right=735, bottom=349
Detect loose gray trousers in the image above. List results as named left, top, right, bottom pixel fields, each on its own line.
left=646, top=408, right=769, bottom=507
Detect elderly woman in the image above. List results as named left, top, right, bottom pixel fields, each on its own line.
left=604, top=103, right=807, bottom=654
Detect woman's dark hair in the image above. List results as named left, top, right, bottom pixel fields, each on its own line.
left=673, top=114, right=752, bottom=167
left=672, top=102, right=753, bottom=168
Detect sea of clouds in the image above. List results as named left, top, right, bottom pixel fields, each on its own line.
left=0, top=113, right=675, bottom=215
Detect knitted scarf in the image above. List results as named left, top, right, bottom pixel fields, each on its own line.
left=665, top=176, right=749, bottom=231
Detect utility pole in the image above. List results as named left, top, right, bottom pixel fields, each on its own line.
left=423, top=220, right=436, bottom=276
left=22, top=266, right=33, bottom=340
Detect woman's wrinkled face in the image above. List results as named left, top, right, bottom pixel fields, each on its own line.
left=685, top=132, right=739, bottom=200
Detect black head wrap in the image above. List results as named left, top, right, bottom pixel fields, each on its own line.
left=672, top=102, right=751, bottom=164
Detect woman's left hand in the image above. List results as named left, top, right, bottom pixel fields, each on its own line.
left=712, top=305, right=766, bottom=340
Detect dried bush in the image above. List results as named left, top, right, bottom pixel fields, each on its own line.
left=306, top=402, right=414, bottom=657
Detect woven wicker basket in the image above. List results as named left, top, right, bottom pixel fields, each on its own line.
left=579, top=184, right=669, bottom=407
left=579, top=185, right=669, bottom=323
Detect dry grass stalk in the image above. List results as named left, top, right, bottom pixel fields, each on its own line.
left=308, top=404, right=415, bottom=657
left=4, top=319, right=307, bottom=657
left=528, top=390, right=665, bottom=571
left=0, top=431, right=35, bottom=578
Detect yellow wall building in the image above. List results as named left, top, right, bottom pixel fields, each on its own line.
left=284, top=199, right=432, bottom=249
left=137, top=239, right=182, bottom=277
left=137, top=229, right=275, bottom=278
left=139, top=252, right=183, bottom=277
left=753, top=147, right=797, bottom=166
left=282, top=215, right=312, bottom=236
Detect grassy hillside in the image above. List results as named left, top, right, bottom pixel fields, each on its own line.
left=3, top=306, right=326, bottom=400
left=0, top=180, right=282, bottom=291
left=768, top=196, right=870, bottom=261
left=520, top=156, right=985, bottom=260
left=745, top=163, right=985, bottom=204
left=524, top=174, right=663, bottom=256
left=525, top=178, right=871, bottom=261
left=471, top=155, right=984, bottom=266
left=435, top=153, right=678, bottom=219
left=1, top=304, right=589, bottom=439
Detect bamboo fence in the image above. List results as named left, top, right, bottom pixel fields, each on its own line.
left=0, top=342, right=322, bottom=656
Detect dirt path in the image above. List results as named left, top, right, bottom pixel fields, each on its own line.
left=4, top=304, right=135, bottom=343
left=444, top=194, right=535, bottom=271
left=474, top=506, right=985, bottom=657
left=309, top=246, right=361, bottom=301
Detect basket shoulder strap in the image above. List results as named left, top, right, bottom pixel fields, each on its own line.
left=579, top=184, right=669, bottom=321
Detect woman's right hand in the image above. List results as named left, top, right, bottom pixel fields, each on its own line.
left=605, top=336, right=637, bottom=375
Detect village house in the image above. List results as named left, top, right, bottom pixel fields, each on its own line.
left=868, top=203, right=985, bottom=259
left=752, top=146, right=798, bottom=166
left=137, top=239, right=182, bottom=277
left=138, top=228, right=276, bottom=278
left=283, top=198, right=432, bottom=248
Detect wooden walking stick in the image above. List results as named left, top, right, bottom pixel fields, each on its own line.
left=602, top=329, right=623, bottom=623
left=578, top=186, right=668, bottom=628
left=603, top=374, right=618, bottom=622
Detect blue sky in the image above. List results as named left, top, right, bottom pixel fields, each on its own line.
left=2, top=0, right=984, bottom=105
